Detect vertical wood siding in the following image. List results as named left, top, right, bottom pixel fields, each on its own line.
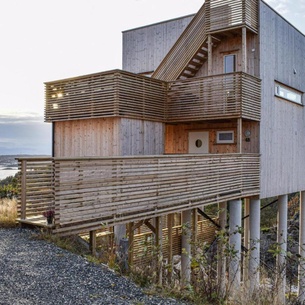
left=259, top=1, right=305, bottom=198
left=122, top=15, right=194, bottom=74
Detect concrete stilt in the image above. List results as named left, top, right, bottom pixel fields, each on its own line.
left=249, top=198, right=261, bottom=293
left=277, top=194, right=288, bottom=305
left=229, top=199, right=242, bottom=291
left=181, top=209, right=192, bottom=287
left=114, top=224, right=126, bottom=247
left=243, top=199, right=250, bottom=286
left=217, top=202, right=227, bottom=297
left=298, top=191, right=305, bottom=302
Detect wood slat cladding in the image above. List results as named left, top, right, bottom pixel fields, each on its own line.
left=45, top=70, right=167, bottom=123
left=17, top=159, right=54, bottom=220
left=167, top=72, right=261, bottom=122
left=52, top=154, right=258, bottom=235
left=205, top=0, right=258, bottom=34
left=46, top=71, right=260, bottom=124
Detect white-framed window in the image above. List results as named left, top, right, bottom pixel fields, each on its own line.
left=275, top=83, right=303, bottom=105
left=224, top=54, right=236, bottom=73
left=216, top=131, right=234, bottom=144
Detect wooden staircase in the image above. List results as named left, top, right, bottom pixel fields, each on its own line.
left=179, top=36, right=220, bottom=79
left=152, top=3, right=221, bottom=81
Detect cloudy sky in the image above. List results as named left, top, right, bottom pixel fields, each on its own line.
left=0, top=0, right=304, bottom=155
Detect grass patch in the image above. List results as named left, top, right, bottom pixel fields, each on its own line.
left=0, top=198, right=17, bottom=228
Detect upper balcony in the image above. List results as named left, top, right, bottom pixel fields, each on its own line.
left=205, top=0, right=259, bottom=34
left=167, top=72, right=261, bottom=123
left=45, top=70, right=261, bottom=124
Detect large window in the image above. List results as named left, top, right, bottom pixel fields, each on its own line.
left=275, top=83, right=302, bottom=105
left=224, top=55, right=236, bottom=73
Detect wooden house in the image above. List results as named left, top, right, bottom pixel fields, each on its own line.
left=17, top=0, right=305, bottom=300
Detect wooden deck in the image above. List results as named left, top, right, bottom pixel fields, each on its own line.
left=17, top=154, right=260, bottom=236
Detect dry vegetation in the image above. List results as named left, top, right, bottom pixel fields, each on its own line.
left=0, top=198, right=17, bottom=228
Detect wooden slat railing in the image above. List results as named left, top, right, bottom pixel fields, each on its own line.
left=45, top=70, right=260, bottom=124
left=205, top=0, right=258, bottom=34
left=17, top=158, right=54, bottom=221
left=167, top=72, right=261, bottom=122
left=17, top=154, right=259, bottom=235
left=45, top=70, right=167, bottom=122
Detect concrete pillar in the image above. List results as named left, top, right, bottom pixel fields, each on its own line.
left=277, top=194, right=288, bottom=305
left=249, top=198, right=261, bottom=293
left=181, top=209, right=192, bottom=287
left=229, top=199, right=242, bottom=291
left=114, top=224, right=126, bottom=247
left=243, top=199, right=250, bottom=285
left=299, top=191, right=305, bottom=302
left=217, top=202, right=227, bottom=297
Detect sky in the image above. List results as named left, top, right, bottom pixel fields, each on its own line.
left=0, top=0, right=304, bottom=155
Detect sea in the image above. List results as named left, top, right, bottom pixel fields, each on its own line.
left=0, top=155, right=19, bottom=180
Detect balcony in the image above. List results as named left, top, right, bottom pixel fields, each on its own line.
left=205, top=0, right=259, bottom=34
left=17, top=154, right=260, bottom=236
left=45, top=70, right=260, bottom=124
left=167, top=72, right=261, bottom=122
left=45, top=70, right=167, bottom=122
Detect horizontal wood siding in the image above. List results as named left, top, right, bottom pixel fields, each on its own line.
left=17, top=154, right=259, bottom=235
left=167, top=72, right=261, bottom=122
left=45, top=70, right=167, bottom=123
left=205, top=0, right=258, bottom=34
left=17, top=159, right=54, bottom=220
left=50, top=154, right=259, bottom=235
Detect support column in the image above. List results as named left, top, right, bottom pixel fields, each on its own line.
left=242, top=27, right=247, bottom=73
left=181, top=209, right=192, bottom=287
left=114, top=224, right=126, bottom=249
left=243, top=199, right=250, bottom=286
left=237, top=118, right=243, bottom=153
left=229, top=199, right=242, bottom=291
left=249, top=197, right=261, bottom=293
left=167, top=214, right=174, bottom=282
left=89, top=230, right=97, bottom=256
left=218, top=202, right=227, bottom=297
left=155, top=216, right=163, bottom=286
left=277, top=195, right=288, bottom=305
left=299, top=191, right=305, bottom=302
left=208, top=34, right=213, bottom=76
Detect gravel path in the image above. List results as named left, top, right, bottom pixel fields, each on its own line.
left=0, top=228, right=190, bottom=305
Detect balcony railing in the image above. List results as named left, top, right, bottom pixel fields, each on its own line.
left=45, top=70, right=167, bottom=122
left=17, top=154, right=260, bottom=236
left=205, top=0, right=258, bottom=34
left=167, top=72, right=261, bottom=122
left=45, top=70, right=260, bottom=124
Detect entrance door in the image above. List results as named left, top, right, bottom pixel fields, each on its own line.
left=188, top=131, right=209, bottom=154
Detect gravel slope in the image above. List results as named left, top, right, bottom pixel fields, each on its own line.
left=0, top=228, right=190, bottom=305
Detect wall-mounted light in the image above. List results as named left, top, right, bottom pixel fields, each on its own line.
left=245, top=130, right=251, bottom=142
left=52, top=103, right=59, bottom=109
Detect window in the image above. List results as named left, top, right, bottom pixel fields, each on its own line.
left=275, top=83, right=302, bottom=105
left=224, top=55, right=236, bottom=73
left=216, top=131, right=234, bottom=144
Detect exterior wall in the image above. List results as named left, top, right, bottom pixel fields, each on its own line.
left=259, top=1, right=305, bottom=198
left=196, top=31, right=259, bottom=77
left=122, top=15, right=194, bottom=74
left=54, top=118, right=165, bottom=157
left=54, top=118, right=121, bottom=157
left=165, top=121, right=259, bottom=154
left=120, top=118, right=164, bottom=155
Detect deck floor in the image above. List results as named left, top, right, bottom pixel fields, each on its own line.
left=18, top=216, right=55, bottom=229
